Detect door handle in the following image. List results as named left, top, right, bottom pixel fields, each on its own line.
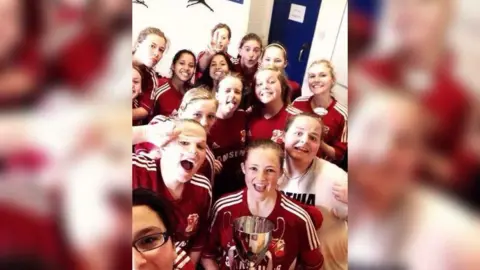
left=298, top=43, right=310, bottom=62
left=298, top=49, right=305, bottom=62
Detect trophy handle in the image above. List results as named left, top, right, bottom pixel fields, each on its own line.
left=223, top=211, right=233, bottom=230
left=273, top=217, right=286, bottom=240
left=227, top=246, right=237, bottom=270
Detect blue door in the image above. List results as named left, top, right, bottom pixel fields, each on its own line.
left=268, top=0, right=322, bottom=86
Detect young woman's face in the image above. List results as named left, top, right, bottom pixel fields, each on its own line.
left=240, top=40, right=262, bottom=69
left=132, top=68, right=142, bottom=100
left=211, top=28, right=230, bottom=51
left=242, top=147, right=281, bottom=200
left=308, top=63, right=335, bottom=96
left=172, top=53, right=195, bottom=82
left=261, top=47, right=287, bottom=70
left=216, top=76, right=243, bottom=115
left=0, top=0, right=24, bottom=63
left=132, top=205, right=176, bottom=270
left=179, top=99, right=217, bottom=132
left=209, top=55, right=230, bottom=82
left=255, top=70, right=283, bottom=105
left=284, top=116, right=322, bottom=163
left=162, top=122, right=207, bottom=183
left=134, top=34, right=166, bottom=68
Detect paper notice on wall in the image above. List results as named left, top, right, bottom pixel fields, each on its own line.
left=288, top=3, right=306, bottom=23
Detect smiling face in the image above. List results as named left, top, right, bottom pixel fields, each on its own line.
left=132, top=205, right=176, bottom=270
left=261, top=46, right=287, bottom=70
left=162, top=121, right=207, bottom=183
left=308, top=62, right=335, bottom=96
left=172, top=52, right=195, bottom=82
left=209, top=54, right=230, bottom=82
left=242, top=147, right=282, bottom=200
left=255, top=69, right=283, bottom=105
left=284, top=116, right=323, bottom=163
left=216, top=76, right=243, bottom=116
left=134, top=34, right=166, bottom=68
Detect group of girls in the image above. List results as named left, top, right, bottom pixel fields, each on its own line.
left=132, top=22, right=348, bottom=270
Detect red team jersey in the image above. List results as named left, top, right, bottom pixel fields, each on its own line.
left=292, top=96, right=348, bottom=162
left=152, top=78, right=184, bottom=117
left=247, top=105, right=302, bottom=143
left=233, top=60, right=257, bottom=90
left=208, top=110, right=247, bottom=200
left=203, top=189, right=324, bottom=270
left=132, top=153, right=212, bottom=269
left=137, top=67, right=159, bottom=119
left=288, top=80, right=302, bottom=102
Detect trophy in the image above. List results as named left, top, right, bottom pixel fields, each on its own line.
left=227, top=216, right=275, bottom=270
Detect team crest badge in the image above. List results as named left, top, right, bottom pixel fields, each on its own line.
left=185, top=213, right=199, bottom=233
left=269, top=238, right=286, bottom=257
left=323, top=126, right=330, bottom=135
left=240, top=130, right=246, bottom=143
left=271, top=130, right=285, bottom=145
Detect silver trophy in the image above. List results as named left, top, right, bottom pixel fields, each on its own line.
left=226, top=216, right=275, bottom=270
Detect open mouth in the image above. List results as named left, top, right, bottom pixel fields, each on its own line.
left=214, top=71, right=224, bottom=77
left=180, top=71, right=190, bottom=77
left=180, top=160, right=195, bottom=171
left=253, top=183, right=267, bottom=192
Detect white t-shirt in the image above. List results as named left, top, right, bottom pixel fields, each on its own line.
left=278, top=157, right=348, bottom=270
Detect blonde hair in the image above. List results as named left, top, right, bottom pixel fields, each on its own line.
left=252, top=65, right=291, bottom=108
left=133, top=27, right=168, bottom=54
left=216, top=72, right=244, bottom=92
left=260, top=43, right=288, bottom=62
left=309, top=59, right=336, bottom=84
left=179, top=87, right=219, bottom=112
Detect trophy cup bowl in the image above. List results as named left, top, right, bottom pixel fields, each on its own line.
left=232, top=216, right=274, bottom=269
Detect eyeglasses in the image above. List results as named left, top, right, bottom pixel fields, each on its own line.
left=133, top=232, right=170, bottom=253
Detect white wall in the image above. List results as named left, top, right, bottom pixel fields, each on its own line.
left=133, top=0, right=251, bottom=77
left=247, top=0, right=274, bottom=45
left=302, top=0, right=348, bottom=107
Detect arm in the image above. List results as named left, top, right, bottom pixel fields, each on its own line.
left=132, top=107, right=149, bottom=121
left=201, top=201, right=223, bottom=270
left=0, top=69, right=37, bottom=100
left=198, top=50, right=213, bottom=72
left=296, top=207, right=324, bottom=270
left=132, top=119, right=179, bottom=146
left=321, top=121, right=347, bottom=161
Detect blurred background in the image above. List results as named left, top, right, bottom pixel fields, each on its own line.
left=0, top=0, right=132, bottom=269
left=349, top=0, right=480, bottom=268
left=0, top=0, right=478, bottom=269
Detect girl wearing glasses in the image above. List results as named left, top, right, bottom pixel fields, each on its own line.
left=133, top=119, right=212, bottom=269
left=133, top=188, right=177, bottom=270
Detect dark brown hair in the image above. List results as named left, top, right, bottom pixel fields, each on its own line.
left=245, top=139, right=284, bottom=169
left=197, top=52, right=235, bottom=90
left=239, top=33, right=263, bottom=50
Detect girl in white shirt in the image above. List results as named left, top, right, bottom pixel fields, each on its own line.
left=278, top=113, right=348, bottom=270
